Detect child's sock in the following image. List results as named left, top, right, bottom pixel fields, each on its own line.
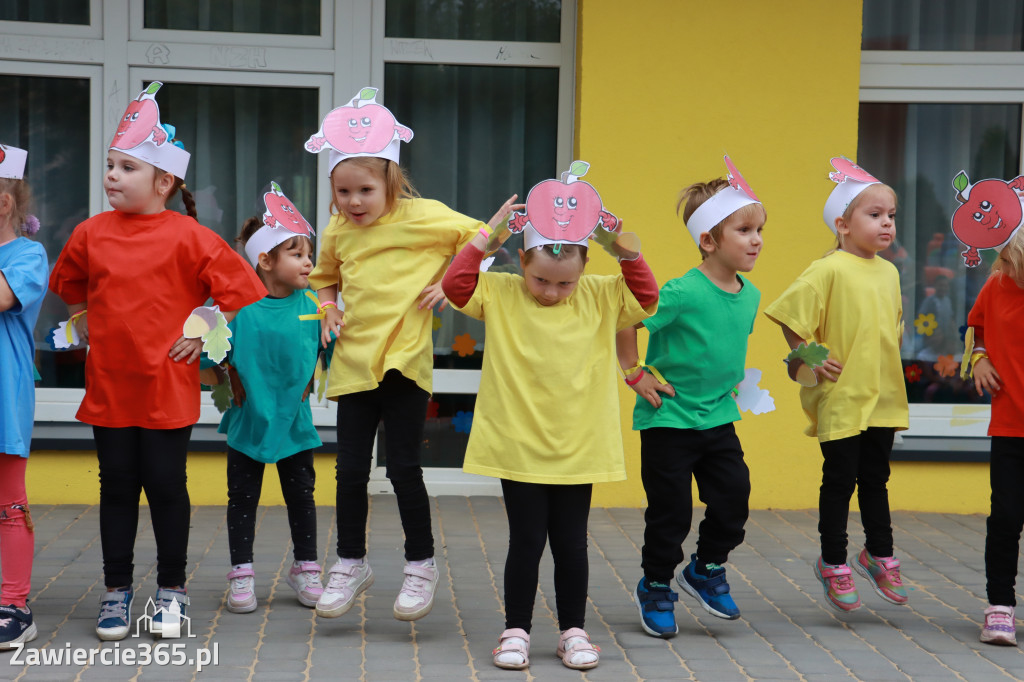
left=409, top=557, right=435, bottom=568
left=339, top=556, right=365, bottom=567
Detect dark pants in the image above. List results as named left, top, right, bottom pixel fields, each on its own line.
left=335, top=370, right=433, bottom=561
left=500, top=479, right=592, bottom=633
left=818, top=427, right=895, bottom=565
left=94, top=425, right=192, bottom=588
left=640, top=424, right=750, bottom=583
left=226, top=447, right=318, bottom=566
left=986, top=436, right=1024, bottom=606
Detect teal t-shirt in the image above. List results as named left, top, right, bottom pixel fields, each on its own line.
left=218, top=290, right=322, bottom=463
left=633, top=268, right=760, bottom=431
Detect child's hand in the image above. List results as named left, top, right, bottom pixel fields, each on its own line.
left=627, top=370, right=675, bottom=408
left=320, top=307, right=345, bottom=348
left=73, top=313, right=89, bottom=343
left=169, top=336, right=203, bottom=364
left=418, top=281, right=448, bottom=311
left=973, top=357, right=1002, bottom=396
left=814, top=358, right=843, bottom=382
left=488, top=194, right=525, bottom=229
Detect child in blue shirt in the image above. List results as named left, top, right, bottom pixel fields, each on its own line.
left=616, top=158, right=765, bottom=638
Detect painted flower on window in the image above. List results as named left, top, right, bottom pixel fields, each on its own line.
left=452, top=333, right=477, bottom=357
left=914, top=313, right=938, bottom=337
left=452, top=410, right=473, bottom=434
left=904, top=364, right=922, bottom=383
left=933, top=354, right=958, bottom=378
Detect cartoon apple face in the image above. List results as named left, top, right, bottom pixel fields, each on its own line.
left=322, top=104, right=401, bottom=154
left=952, top=179, right=1023, bottom=251
left=112, top=98, right=160, bottom=150
left=264, top=191, right=312, bottom=235
left=522, top=178, right=604, bottom=243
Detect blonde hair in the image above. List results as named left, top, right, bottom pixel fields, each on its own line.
left=678, top=179, right=766, bottom=260
left=993, top=227, right=1024, bottom=289
left=521, top=243, right=587, bottom=267
left=329, top=157, right=418, bottom=220
left=828, top=183, right=898, bottom=254
left=0, top=178, right=32, bottom=236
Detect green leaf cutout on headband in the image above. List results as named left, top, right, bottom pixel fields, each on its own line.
left=211, top=381, right=234, bottom=413
left=952, top=171, right=969, bottom=194
left=359, top=87, right=378, bottom=101
left=785, top=341, right=830, bottom=369
left=569, top=160, right=590, bottom=178
left=145, top=82, right=162, bottom=95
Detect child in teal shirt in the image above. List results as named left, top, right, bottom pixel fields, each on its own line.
left=617, top=158, right=765, bottom=638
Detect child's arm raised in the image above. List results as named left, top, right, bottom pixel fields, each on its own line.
left=616, top=323, right=674, bottom=408
left=780, top=324, right=843, bottom=382
left=441, top=195, right=523, bottom=308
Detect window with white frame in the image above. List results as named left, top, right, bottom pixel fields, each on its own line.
left=859, top=0, right=1024, bottom=456
left=2, top=0, right=575, bottom=479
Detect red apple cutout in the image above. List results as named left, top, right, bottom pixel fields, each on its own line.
left=509, top=160, right=617, bottom=243
left=306, top=87, right=413, bottom=155
left=110, top=82, right=167, bottom=151
left=829, top=157, right=878, bottom=185
left=951, top=170, right=1024, bottom=267
left=263, top=181, right=313, bottom=236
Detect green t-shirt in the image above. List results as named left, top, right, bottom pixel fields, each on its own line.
left=217, top=290, right=323, bottom=462
left=633, top=268, right=760, bottom=431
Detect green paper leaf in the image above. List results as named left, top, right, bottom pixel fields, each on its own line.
left=786, top=341, right=830, bottom=369
left=314, top=351, right=327, bottom=403
left=359, top=87, right=378, bottom=101
left=145, top=82, right=162, bottom=95
left=271, top=181, right=282, bottom=193
left=211, top=381, right=233, bottom=413
left=953, top=171, right=969, bottom=193
left=201, top=320, right=233, bottom=364
left=569, top=160, right=590, bottom=178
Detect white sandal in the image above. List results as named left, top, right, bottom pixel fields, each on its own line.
left=492, top=628, right=530, bottom=670
left=557, top=627, right=600, bottom=670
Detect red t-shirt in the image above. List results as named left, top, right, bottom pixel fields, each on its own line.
left=967, top=273, right=1024, bottom=437
left=49, top=210, right=266, bottom=428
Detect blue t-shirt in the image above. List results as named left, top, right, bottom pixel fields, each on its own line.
left=217, top=290, right=323, bottom=463
left=1, top=237, right=48, bottom=457
left=633, top=268, right=760, bottom=431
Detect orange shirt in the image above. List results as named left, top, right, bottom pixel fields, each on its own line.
left=967, top=273, right=1024, bottom=438
left=49, top=210, right=266, bottom=428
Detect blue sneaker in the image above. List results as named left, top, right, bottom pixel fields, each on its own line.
left=96, top=587, right=133, bottom=641
left=633, top=577, right=678, bottom=638
left=151, top=587, right=189, bottom=638
left=0, top=604, right=37, bottom=650
left=678, top=554, right=740, bottom=620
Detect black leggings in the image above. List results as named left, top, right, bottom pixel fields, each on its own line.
left=986, top=436, right=1024, bottom=606
left=818, top=427, right=895, bottom=565
left=335, top=370, right=433, bottom=561
left=94, top=425, right=192, bottom=588
left=226, top=447, right=317, bottom=566
left=500, top=479, right=592, bottom=633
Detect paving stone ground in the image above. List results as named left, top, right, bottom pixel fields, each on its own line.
left=4, top=500, right=1024, bottom=681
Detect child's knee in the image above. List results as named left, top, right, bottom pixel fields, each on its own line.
left=0, top=502, right=34, bottom=533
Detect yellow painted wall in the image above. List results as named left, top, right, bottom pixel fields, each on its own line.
left=24, top=1, right=992, bottom=513
left=577, top=0, right=991, bottom=511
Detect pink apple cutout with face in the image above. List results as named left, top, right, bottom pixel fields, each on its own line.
left=950, top=171, right=1024, bottom=267
left=110, top=82, right=168, bottom=151
left=829, top=157, right=878, bottom=185
left=263, top=184, right=313, bottom=236
left=509, top=161, right=616, bottom=243
left=305, top=87, right=412, bottom=155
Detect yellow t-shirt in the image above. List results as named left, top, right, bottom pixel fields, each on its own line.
left=763, top=250, right=909, bottom=442
left=308, top=198, right=482, bottom=397
left=454, top=271, right=653, bottom=484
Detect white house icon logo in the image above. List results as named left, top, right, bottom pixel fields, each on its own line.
left=133, top=596, right=195, bottom=639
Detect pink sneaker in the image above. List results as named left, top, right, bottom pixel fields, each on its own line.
left=981, top=605, right=1017, bottom=646
left=393, top=560, right=438, bottom=621
left=813, top=557, right=861, bottom=612
left=286, top=561, right=324, bottom=608
left=226, top=566, right=256, bottom=614
left=854, top=549, right=908, bottom=605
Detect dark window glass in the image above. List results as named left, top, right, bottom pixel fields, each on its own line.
left=144, top=0, right=320, bottom=35
left=0, top=0, right=89, bottom=24
left=386, top=0, right=560, bottom=42
left=863, top=0, right=1023, bottom=51
left=858, top=102, right=1022, bottom=405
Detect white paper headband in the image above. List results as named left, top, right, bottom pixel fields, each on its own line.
left=110, top=81, right=190, bottom=179
left=822, top=157, right=880, bottom=233
left=0, top=144, right=27, bottom=179
left=685, top=155, right=761, bottom=245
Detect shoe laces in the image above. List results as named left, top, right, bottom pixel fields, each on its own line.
left=294, top=562, right=323, bottom=588
left=400, top=572, right=431, bottom=599
left=326, top=563, right=359, bottom=592
left=987, top=610, right=1014, bottom=628
left=830, top=572, right=855, bottom=592
left=99, top=596, right=127, bottom=620
left=230, top=575, right=254, bottom=593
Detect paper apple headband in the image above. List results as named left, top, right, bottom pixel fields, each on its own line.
left=305, top=87, right=414, bottom=173
left=822, top=156, right=880, bottom=233
left=509, top=160, right=617, bottom=251
left=109, top=82, right=190, bottom=179
left=949, top=170, right=1024, bottom=267
left=0, top=143, right=27, bottom=179
left=244, top=182, right=315, bottom=267
left=685, top=155, right=761, bottom=245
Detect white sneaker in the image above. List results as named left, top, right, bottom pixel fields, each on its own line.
left=393, top=560, right=438, bottom=621
left=226, top=566, right=256, bottom=614
left=286, top=561, right=324, bottom=608
left=315, top=559, right=373, bottom=618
